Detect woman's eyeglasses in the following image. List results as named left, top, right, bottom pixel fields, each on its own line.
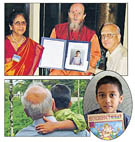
left=13, top=21, right=27, bottom=26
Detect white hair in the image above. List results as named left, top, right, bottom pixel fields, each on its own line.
left=21, top=82, right=52, bottom=120
left=103, top=23, right=121, bottom=34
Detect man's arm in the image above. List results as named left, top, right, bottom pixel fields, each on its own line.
left=55, top=109, right=87, bottom=133
left=50, top=28, right=56, bottom=38
left=84, top=34, right=101, bottom=74
left=36, top=109, right=87, bottom=134
left=88, top=66, right=103, bottom=74
left=90, top=34, right=101, bottom=67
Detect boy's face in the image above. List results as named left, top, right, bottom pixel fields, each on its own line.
left=96, top=83, right=123, bottom=113
left=76, top=52, right=80, bottom=57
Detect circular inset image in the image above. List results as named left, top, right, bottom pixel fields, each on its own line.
left=83, top=71, right=132, bottom=140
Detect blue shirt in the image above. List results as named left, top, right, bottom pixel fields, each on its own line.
left=16, top=116, right=90, bottom=137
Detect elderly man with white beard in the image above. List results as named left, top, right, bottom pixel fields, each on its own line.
left=49, top=3, right=101, bottom=76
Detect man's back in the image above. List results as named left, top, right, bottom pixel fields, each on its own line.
left=16, top=117, right=89, bottom=137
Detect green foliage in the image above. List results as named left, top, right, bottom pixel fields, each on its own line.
left=70, top=99, right=84, bottom=115
left=5, top=96, right=32, bottom=136
left=13, top=80, right=32, bottom=94
left=72, top=80, right=89, bottom=97
left=4, top=97, right=10, bottom=136
left=4, top=82, right=10, bottom=101
left=4, top=81, right=33, bottom=136
left=13, top=97, right=32, bottom=135
left=42, top=79, right=89, bottom=97
left=4, top=82, right=10, bottom=136
left=42, top=80, right=75, bottom=92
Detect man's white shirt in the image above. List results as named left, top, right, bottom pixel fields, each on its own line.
left=95, top=43, right=127, bottom=75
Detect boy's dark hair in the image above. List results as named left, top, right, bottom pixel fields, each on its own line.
left=96, top=76, right=123, bottom=96
left=76, top=50, right=80, bottom=53
left=51, top=84, right=71, bottom=109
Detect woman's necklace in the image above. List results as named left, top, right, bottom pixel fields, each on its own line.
left=11, top=34, right=25, bottom=49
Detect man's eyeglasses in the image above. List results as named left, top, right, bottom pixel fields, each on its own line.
left=101, top=33, right=118, bottom=39
left=13, top=21, right=27, bottom=26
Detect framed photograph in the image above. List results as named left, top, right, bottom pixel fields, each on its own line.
left=65, top=41, right=90, bottom=71
left=39, top=37, right=91, bottom=72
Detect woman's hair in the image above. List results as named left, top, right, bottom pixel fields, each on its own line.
left=96, top=76, right=123, bottom=96
left=9, top=10, right=28, bottom=26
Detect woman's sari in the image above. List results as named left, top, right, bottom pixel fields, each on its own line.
left=5, top=37, right=44, bottom=76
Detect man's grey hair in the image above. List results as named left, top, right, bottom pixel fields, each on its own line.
left=103, top=23, right=121, bottom=34
left=21, top=82, right=52, bottom=120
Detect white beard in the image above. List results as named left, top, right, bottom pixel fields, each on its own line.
left=69, top=22, right=80, bottom=31
left=68, top=19, right=84, bottom=31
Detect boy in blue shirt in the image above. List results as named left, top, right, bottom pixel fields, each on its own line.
left=70, top=50, right=82, bottom=65
left=84, top=76, right=130, bottom=129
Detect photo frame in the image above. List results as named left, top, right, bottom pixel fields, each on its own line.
left=39, top=37, right=91, bottom=72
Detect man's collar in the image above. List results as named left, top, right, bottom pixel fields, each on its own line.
left=33, top=116, right=57, bottom=126
left=106, top=43, right=122, bottom=57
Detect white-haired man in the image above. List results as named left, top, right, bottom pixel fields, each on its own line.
left=90, top=23, right=127, bottom=75
left=16, top=82, right=89, bottom=137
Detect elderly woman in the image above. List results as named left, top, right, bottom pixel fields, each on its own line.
left=5, top=10, right=44, bottom=75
